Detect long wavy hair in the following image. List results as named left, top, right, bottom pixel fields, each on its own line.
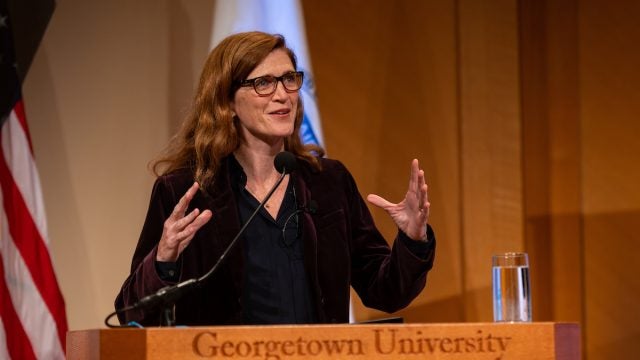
left=151, top=31, right=324, bottom=191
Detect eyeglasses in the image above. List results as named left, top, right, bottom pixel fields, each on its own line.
left=239, top=71, right=304, bottom=96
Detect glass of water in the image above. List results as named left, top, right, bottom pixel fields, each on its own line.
left=492, top=252, right=532, bottom=322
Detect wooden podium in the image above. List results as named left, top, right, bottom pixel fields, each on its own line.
left=67, top=322, right=580, bottom=359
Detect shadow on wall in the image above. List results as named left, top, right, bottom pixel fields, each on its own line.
left=584, top=210, right=640, bottom=359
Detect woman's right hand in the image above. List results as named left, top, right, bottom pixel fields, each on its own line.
left=156, top=182, right=213, bottom=262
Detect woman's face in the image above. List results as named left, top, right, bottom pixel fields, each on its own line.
left=231, top=49, right=299, bottom=147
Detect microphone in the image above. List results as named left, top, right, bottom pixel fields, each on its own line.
left=105, top=151, right=297, bottom=327
left=274, top=151, right=297, bottom=174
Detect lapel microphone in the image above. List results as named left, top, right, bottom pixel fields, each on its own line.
left=300, top=200, right=318, bottom=214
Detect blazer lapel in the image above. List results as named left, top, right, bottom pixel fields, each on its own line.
left=293, top=166, right=325, bottom=321
left=205, top=158, right=245, bottom=300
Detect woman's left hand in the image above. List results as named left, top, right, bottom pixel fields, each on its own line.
left=367, top=159, right=430, bottom=241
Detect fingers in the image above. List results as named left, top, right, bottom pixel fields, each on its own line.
left=423, top=184, right=430, bottom=208
left=367, top=194, right=394, bottom=209
left=170, top=182, right=200, bottom=220
left=172, top=210, right=213, bottom=254
left=409, top=159, right=428, bottom=196
left=419, top=188, right=430, bottom=218
left=409, top=159, right=420, bottom=193
left=157, top=183, right=212, bottom=262
left=174, top=207, right=201, bottom=230
left=177, top=209, right=213, bottom=241
left=418, top=177, right=428, bottom=207
left=411, top=160, right=431, bottom=225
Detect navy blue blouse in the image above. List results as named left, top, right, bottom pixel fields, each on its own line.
left=229, top=155, right=316, bottom=324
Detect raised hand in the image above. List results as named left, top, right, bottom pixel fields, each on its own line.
left=366, top=159, right=430, bottom=241
left=156, top=182, right=213, bottom=262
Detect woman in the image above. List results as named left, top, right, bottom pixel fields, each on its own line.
left=115, top=31, right=436, bottom=326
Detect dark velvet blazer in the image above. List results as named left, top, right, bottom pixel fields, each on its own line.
left=115, top=156, right=436, bottom=325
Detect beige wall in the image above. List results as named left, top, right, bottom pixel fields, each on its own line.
left=23, top=0, right=215, bottom=330
left=21, top=0, right=640, bottom=358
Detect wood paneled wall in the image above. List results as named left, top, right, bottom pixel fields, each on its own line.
left=457, top=0, right=523, bottom=322
left=304, top=0, right=526, bottom=324
left=304, top=0, right=640, bottom=358
left=520, top=0, right=583, bottom=324
left=304, top=0, right=467, bottom=323
left=579, top=1, right=640, bottom=358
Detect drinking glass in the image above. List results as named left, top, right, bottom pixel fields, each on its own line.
left=492, top=252, right=532, bottom=322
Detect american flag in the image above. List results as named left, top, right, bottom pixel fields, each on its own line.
left=0, top=0, right=67, bottom=358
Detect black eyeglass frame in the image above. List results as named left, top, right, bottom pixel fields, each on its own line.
left=238, top=71, right=305, bottom=96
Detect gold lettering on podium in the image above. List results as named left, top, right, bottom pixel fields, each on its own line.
left=193, top=331, right=364, bottom=359
left=373, top=329, right=511, bottom=356
left=192, top=328, right=512, bottom=359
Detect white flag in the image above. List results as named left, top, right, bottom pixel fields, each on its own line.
left=212, top=0, right=324, bottom=146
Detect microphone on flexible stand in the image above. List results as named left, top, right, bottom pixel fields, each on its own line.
left=105, top=151, right=298, bottom=327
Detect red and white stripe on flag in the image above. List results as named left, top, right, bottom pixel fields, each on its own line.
left=0, top=100, right=67, bottom=359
